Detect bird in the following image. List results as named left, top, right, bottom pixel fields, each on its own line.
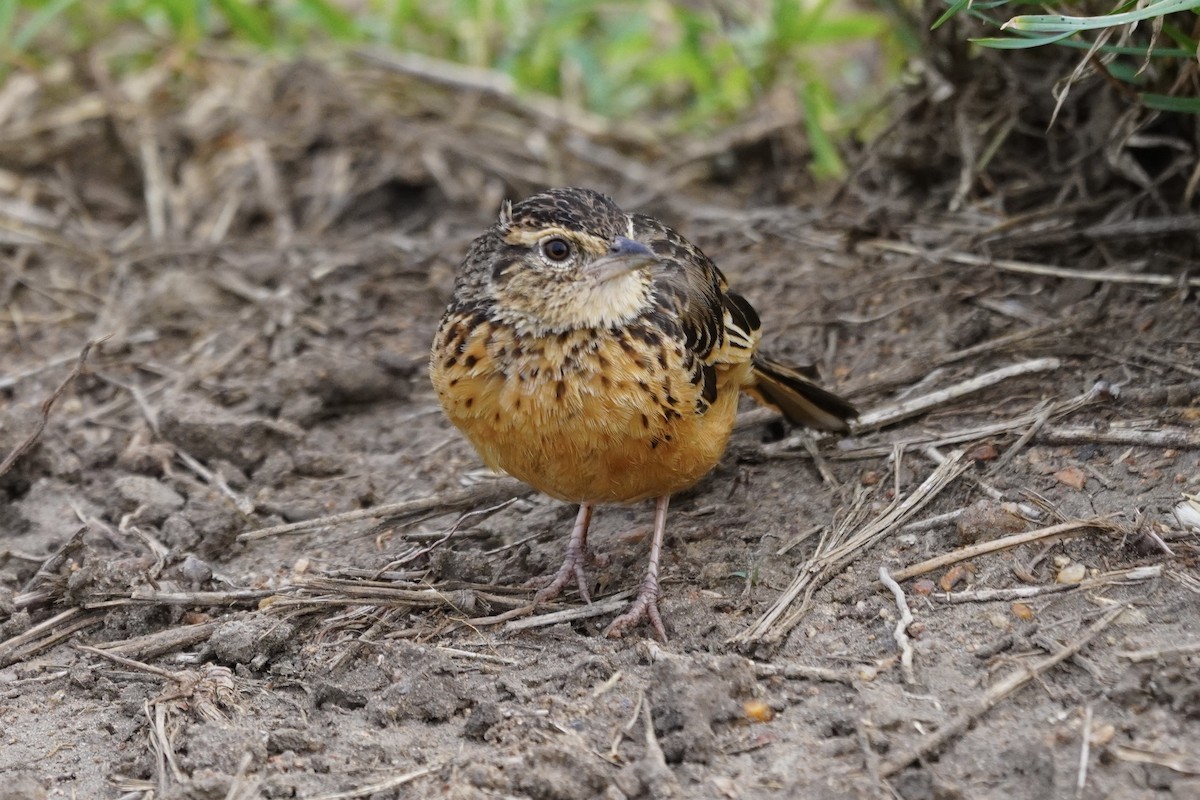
left=429, top=187, right=857, bottom=641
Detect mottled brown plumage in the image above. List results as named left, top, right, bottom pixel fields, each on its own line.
left=430, top=187, right=856, bottom=640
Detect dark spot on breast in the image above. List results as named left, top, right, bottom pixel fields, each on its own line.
left=465, top=397, right=474, bottom=408
left=666, top=394, right=677, bottom=407
left=464, top=354, right=478, bottom=369
left=649, top=439, right=660, bottom=449
left=449, top=378, right=459, bottom=387
left=497, top=346, right=508, bottom=358
left=597, top=354, right=610, bottom=370
left=640, top=413, right=650, bottom=428
left=555, top=381, right=566, bottom=399
left=600, top=374, right=611, bottom=387
left=515, top=398, right=522, bottom=409
left=638, top=381, right=654, bottom=395
left=445, top=356, right=457, bottom=368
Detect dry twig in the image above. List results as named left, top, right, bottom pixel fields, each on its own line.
left=888, top=517, right=1118, bottom=583
left=0, top=336, right=108, bottom=478
left=862, top=239, right=1200, bottom=289
left=879, top=567, right=916, bottom=685
left=237, top=477, right=530, bottom=541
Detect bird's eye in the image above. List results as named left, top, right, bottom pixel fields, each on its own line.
left=541, top=237, right=572, bottom=262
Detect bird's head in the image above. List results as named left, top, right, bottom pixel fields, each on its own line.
left=459, top=187, right=658, bottom=333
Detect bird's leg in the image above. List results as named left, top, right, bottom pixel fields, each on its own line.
left=534, top=503, right=594, bottom=605
left=604, top=494, right=669, bottom=642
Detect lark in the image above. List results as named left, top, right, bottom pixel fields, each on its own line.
left=430, top=187, right=856, bottom=640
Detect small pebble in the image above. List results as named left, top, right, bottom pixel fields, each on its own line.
left=1055, top=563, right=1086, bottom=584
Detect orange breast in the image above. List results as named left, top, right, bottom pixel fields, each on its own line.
left=430, top=316, right=750, bottom=504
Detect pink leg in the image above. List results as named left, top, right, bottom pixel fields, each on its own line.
left=604, top=494, right=669, bottom=642
left=534, top=503, right=594, bottom=605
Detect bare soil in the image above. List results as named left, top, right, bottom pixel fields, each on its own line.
left=1, top=55, right=1198, bottom=800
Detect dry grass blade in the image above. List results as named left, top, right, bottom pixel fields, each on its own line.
left=503, top=590, right=635, bottom=632
left=237, top=478, right=530, bottom=541
left=266, top=576, right=480, bottom=613
left=889, top=517, right=1120, bottom=583
left=834, top=382, right=1108, bottom=461
left=0, top=607, right=106, bottom=668
left=862, top=239, right=1200, bottom=288
left=732, top=450, right=970, bottom=647
left=849, top=358, right=1062, bottom=432
left=1035, top=425, right=1200, bottom=449
left=304, top=766, right=437, bottom=800
left=880, top=604, right=1127, bottom=777
left=0, top=335, right=109, bottom=478
left=1109, top=746, right=1200, bottom=776
left=91, top=621, right=220, bottom=660
left=937, top=564, right=1162, bottom=603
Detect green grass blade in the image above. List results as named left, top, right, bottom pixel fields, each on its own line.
left=1004, top=0, right=1200, bottom=33
left=212, top=0, right=274, bottom=47
left=971, top=31, right=1073, bottom=48
left=295, top=0, right=359, bottom=40
left=932, top=0, right=973, bottom=31
left=1140, top=92, right=1200, bottom=112
left=11, top=0, right=82, bottom=51
left=801, top=82, right=844, bottom=178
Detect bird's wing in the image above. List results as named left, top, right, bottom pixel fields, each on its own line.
left=629, top=213, right=761, bottom=370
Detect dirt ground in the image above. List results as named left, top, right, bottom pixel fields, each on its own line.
left=1, top=55, right=1199, bottom=800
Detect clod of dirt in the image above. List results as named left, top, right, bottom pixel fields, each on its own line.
left=177, top=721, right=268, bottom=776
left=462, top=701, right=502, bottom=740
left=368, top=670, right=468, bottom=724
left=944, top=308, right=991, bottom=350
left=158, top=398, right=303, bottom=470
left=955, top=499, right=1028, bottom=545
left=264, top=352, right=411, bottom=424
left=207, top=616, right=297, bottom=668
left=163, top=495, right=243, bottom=555
left=1111, top=655, right=1200, bottom=717
left=311, top=682, right=368, bottom=710
left=175, top=554, right=214, bottom=587
left=0, top=771, right=47, bottom=800
left=113, top=474, right=186, bottom=524
left=646, top=655, right=757, bottom=764
left=266, top=727, right=326, bottom=754
left=515, top=744, right=613, bottom=800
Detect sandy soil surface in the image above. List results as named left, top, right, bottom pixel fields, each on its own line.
left=1, top=57, right=1198, bottom=800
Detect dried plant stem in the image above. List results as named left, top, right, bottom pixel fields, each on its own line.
left=0, top=336, right=108, bottom=478
left=238, top=478, right=530, bottom=541
left=863, top=239, right=1200, bottom=289
left=889, top=518, right=1116, bottom=583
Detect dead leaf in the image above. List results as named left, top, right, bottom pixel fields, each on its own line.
left=1054, top=466, right=1087, bottom=490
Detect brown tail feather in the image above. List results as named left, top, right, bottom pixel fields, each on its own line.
left=745, top=355, right=857, bottom=433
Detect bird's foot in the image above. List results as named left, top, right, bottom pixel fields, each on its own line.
left=533, top=543, right=592, bottom=605
left=604, top=572, right=666, bottom=642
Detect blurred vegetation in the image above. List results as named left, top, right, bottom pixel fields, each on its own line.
left=936, top=0, right=1200, bottom=113
left=0, top=0, right=904, bottom=177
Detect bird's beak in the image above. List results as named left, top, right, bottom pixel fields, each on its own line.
left=586, top=236, right=657, bottom=282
